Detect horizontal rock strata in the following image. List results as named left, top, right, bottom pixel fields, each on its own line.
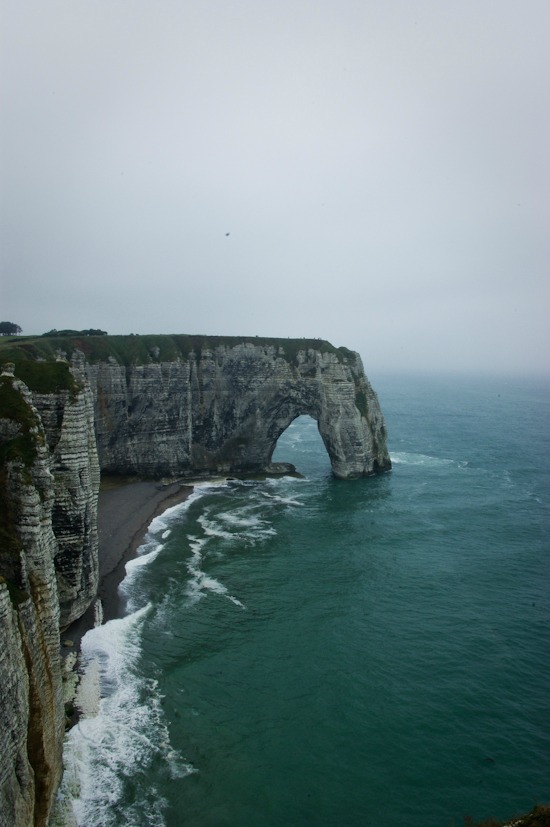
left=0, top=367, right=99, bottom=826
left=77, top=339, right=390, bottom=479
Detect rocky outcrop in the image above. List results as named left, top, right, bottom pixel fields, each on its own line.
left=79, top=338, right=390, bottom=479
left=31, top=382, right=100, bottom=628
left=0, top=366, right=99, bottom=826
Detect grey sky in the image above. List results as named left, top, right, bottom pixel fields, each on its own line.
left=1, top=0, right=548, bottom=374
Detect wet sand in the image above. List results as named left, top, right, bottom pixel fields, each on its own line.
left=62, top=479, right=193, bottom=648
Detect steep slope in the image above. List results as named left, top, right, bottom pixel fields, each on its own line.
left=0, top=364, right=99, bottom=826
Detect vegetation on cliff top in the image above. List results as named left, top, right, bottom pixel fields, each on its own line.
left=0, top=333, right=358, bottom=368
left=0, top=321, right=22, bottom=336
left=42, top=328, right=108, bottom=337
left=0, top=376, right=41, bottom=467
left=12, top=360, right=79, bottom=395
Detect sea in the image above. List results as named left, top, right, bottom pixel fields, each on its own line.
left=55, top=373, right=550, bottom=827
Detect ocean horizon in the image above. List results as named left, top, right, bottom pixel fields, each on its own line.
left=55, top=371, right=550, bottom=827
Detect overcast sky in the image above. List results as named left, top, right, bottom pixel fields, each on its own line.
left=1, top=0, right=548, bottom=374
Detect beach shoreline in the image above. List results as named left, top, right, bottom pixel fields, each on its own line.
left=62, top=478, right=193, bottom=650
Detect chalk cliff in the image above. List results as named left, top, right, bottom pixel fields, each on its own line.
left=78, top=336, right=390, bottom=479
left=31, top=380, right=100, bottom=629
left=0, top=334, right=390, bottom=825
left=0, top=364, right=99, bottom=827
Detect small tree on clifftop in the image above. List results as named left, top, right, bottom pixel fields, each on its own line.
left=0, top=321, right=22, bottom=336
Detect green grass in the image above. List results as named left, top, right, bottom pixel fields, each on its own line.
left=0, top=376, right=41, bottom=466
left=0, top=470, right=25, bottom=574
left=0, top=333, right=358, bottom=367
left=12, top=360, right=79, bottom=395
left=0, top=378, right=44, bottom=588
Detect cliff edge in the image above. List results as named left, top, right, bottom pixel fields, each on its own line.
left=0, top=362, right=99, bottom=827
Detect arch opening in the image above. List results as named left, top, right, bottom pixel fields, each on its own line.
left=270, top=415, right=331, bottom=477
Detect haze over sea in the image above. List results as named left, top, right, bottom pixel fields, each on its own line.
left=59, top=373, right=550, bottom=827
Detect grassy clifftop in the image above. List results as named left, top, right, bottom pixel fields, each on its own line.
left=0, top=334, right=358, bottom=368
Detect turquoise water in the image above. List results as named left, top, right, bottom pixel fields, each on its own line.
left=63, top=374, right=550, bottom=826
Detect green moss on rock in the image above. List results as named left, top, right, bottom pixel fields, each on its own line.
left=0, top=376, right=41, bottom=466
left=13, top=360, right=78, bottom=395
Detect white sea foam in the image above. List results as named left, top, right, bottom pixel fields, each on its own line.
left=185, top=534, right=246, bottom=609
left=265, top=474, right=308, bottom=488
left=217, top=510, right=265, bottom=527
left=125, top=541, right=164, bottom=574
left=186, top=569, right=246, bottom=608
left=147, top=482, right=223, bottom=536
left=57, top=479, right=260, bottom=823
left=198, top=506, right=277, bottom=546
left=54, top=486, right=219, bottom=825
left=116, top=489, right=214, bottom=611
left=260, top=491, right=305, bottom=507
left=58, top=605, right=196, bottom=826
left=117, top=542, right=164, bottom=614
left=390, top=451, right=455, bottom=467
left=147, top=496, right=196, bottom=533
left=198, top=513, right=234, bottom=540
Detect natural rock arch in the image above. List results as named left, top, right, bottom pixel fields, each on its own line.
left=216, top=357, right=389, bottom=479
left=82, top=338, right=391, bottom=480
left=268, top=413, right=330, bottom=473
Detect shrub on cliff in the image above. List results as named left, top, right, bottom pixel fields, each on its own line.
left=42, top=328, right=108, bottom=337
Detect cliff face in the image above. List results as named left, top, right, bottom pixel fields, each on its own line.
left=81, top=340, right=390, bottom=479
left=31, top=381, right=100, bottom=628
left=0, top=366, right=99, bottom=826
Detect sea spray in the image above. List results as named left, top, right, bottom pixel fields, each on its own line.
left=53, top=490, right=211, bottom=826
left=65, top=606, right=195, bottom=826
